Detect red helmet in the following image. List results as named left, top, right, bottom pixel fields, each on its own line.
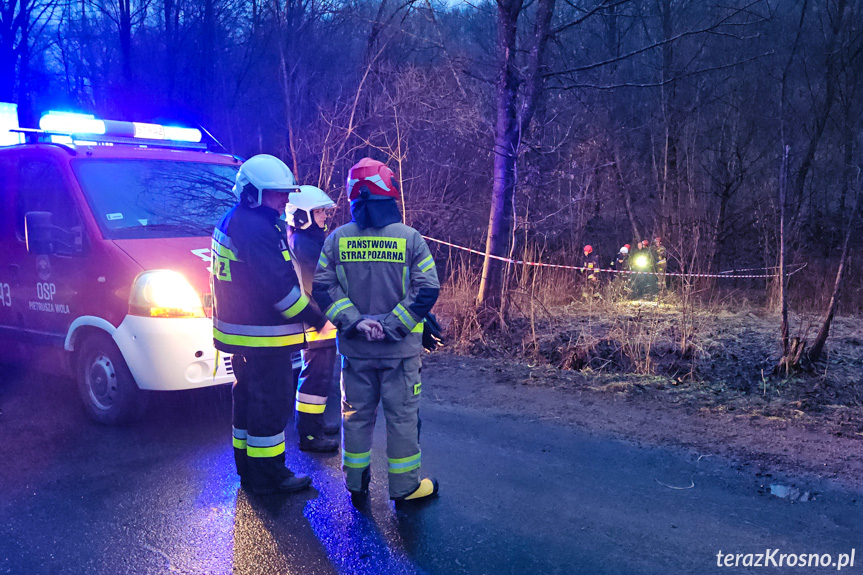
left=583, top=245, right=593, bottom=255
left=347, top=158, right=400, bottom=201
left=654, top=237, right=662, bottom=243
left=624, top=244, right=631, bottom=250
left=641, top=240, right=649, bottom=248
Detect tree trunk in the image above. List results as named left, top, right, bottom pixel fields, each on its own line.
left=779, top=144, right=789, bottom=360
left=476, top=0, right=522, bottom=314
left=809, top=188, right=861, bottom=362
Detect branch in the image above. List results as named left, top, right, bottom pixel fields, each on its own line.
left=550, top=50, right=772, bottom=90
left=545, top=0, right=762, bottom=78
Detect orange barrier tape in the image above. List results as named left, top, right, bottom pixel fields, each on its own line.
left=421, top=236, right=807, bottom=280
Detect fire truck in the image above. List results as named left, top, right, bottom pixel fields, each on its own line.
left=0, top=104, right=241, bottom=423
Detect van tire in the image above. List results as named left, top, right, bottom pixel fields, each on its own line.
left=76, top=333, right=144, bottom=425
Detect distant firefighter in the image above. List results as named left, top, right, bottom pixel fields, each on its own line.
left=651, top=237, right=667, bottom=290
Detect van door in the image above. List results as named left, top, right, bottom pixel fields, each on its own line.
left=13, top=156, right=87, bottom=347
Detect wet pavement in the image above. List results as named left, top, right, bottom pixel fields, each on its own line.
left=2, top=363, right=863, bottom=575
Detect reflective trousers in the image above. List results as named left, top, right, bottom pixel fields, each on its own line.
left=340, top=355, right=423, bottom=499
left=296, top=346, right=337, bottom=438
left=231, top=353, right=295, bottom=487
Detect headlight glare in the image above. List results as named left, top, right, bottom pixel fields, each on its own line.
left=129, top=270, right=205, bottom=318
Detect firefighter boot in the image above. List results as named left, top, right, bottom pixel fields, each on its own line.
left=349, top=466, right=372, bottom=507
left=324, top=422, right=340, bottom=435
left=393, top=477, right=439, bottom=506
left=299, top=435, right=339, bottom=453
left=246, top=454, right=312, bottom=494
left=250, top=467, right=312, bottom=495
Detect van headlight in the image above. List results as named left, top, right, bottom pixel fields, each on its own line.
left=129, top=270, right=205, bottom=318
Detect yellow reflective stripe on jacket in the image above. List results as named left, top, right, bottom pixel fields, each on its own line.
left=211, top=238, right=239, bottom=261
left=305, top=327, right=337, bottom=342
left=214, top=328, right=305, bottom=348
left=274, top=286, right=307, bottom=318
left=417, top=254, right=435, bottom=273
left=325, top=298, right=354, bottom=321
left=318, top=252, right=329, bottom=269
left=281, top=294, right=310, bottom=319
left=282, top=249, right=291, bottom=261
left=393, top=303, right=418, bottom=331
left=412, top=321, right=424, bottom=333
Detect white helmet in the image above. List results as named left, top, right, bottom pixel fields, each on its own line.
left=286, top=185, right=335, bottom=229
left=233, top=154, right=299, bottom=208
left=619, top=246, right=629, bottom=255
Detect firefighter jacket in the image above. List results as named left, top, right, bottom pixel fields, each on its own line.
left=211, top=203, right=327, bottom=357
left=651, top=244, right=667, bottom=267
left=581, top=253, right=600, bottom=279
left=312, top=222, right=440, bottom=359
left=611, top=253, right=629, bottom=270
left=288, top=224, right=336, bottom=350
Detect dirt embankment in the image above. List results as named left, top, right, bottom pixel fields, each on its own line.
left=427, top=304, right=863, bottom=489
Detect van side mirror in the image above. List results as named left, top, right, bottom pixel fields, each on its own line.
left=25, top=211, right=56, bottom=255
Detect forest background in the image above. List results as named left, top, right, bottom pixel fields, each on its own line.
left=3, top=0, right=862, bottom=319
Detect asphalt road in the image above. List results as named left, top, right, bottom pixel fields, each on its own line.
left=2, top=363, right=863, bottom=575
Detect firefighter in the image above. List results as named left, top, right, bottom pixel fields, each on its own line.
left=212, top=154, right=332, bottom=494
left=630, top=240, right=656, bottom=298
left=651, top=237, right=668, bottom=290
left=580, top=244, right=600, bottom=296
left=312, top=157, right=441, bottom=505
left=286, top=185, right=339, bottom=453
left=610, top=245, right=630, bottom=271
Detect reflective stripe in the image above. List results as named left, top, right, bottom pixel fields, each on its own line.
left=296, top=392, right=327, bottom=405
left=412, top=321, right=424, bottom=333
left=213, top=228, right=237, bottom=252
left=214, top=328, right=305, bottom=348
left=343, top=450, right=371, bottom=469
left=305, top=327, right=337, bottom=342
left=418, top=254, right=435, bottom=272
left=336, top=265, right=349, bottom=292
left=281, top=294, right=310, bottom=319
left=212, top=238, right=239, bottom=261
left=325, top=298, right=354, bottom=321
left=214, top=318, right=304, bottom=337
left=247, top=432, right=286, bottom=458
left=388, top=452, right=421, bottom=474
left=401, top=266, right=409, bottom=298
left=281, top=249, right=292, bottom=261
left=318, top=252, right=329, bottom=269
left=274, top=286, right=305, bottom=314
left=393, top=303, right=418, bottom=331
left=247, top=443, right=285, bottom=458
left=233, top=426, right=248, bottom=449
left=296, top=401, right=326, bottom=414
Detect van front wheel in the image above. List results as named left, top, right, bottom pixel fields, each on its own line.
left=76, top=334, right=144, bottom=424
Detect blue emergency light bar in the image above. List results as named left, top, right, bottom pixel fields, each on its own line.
left=39, top=111, right=203, bottom=143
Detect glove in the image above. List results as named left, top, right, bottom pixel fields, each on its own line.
left=422, top=312, right=445, bottom=351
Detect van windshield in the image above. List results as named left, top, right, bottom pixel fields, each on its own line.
left=72, top=159, right=238, bottom=239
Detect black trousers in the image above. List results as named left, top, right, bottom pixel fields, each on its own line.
left=232, top=353, right=295, bottom=485
left=296, top=345, right=337, bottom=438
